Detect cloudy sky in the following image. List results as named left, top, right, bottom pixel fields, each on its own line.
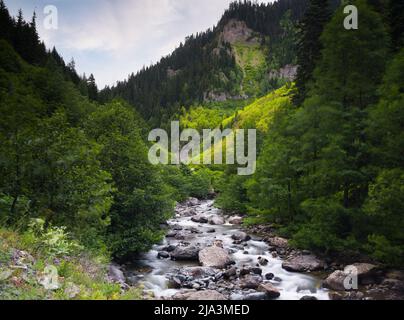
left=5, top=0, right=273, bottom=88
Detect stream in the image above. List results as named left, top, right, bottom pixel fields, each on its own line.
left=128, top=199, right=330, bottom=300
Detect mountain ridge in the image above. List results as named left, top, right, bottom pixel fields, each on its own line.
left=99, top=0, right=315, bottom=125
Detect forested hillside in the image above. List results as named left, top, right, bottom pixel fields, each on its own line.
left=0, top=0, right=403, bottom=301
left=215, top=0, right=404, bottom=267
left=99, top=0, right=341, bottom=126
left=0, top=0, right=214, bottom=266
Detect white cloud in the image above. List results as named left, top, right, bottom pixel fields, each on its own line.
left=6, top=0, right=273, bottom=87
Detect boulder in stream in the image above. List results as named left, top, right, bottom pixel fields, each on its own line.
left=209, top=216, right=225, bottom=225
left=199, top=246, right=233, bottom=269
left=191, top=215, right=209, bottom=224
left=282, top=254, right=325, bottom=272
left=324, top=263, right=379, bottom=291
left=323, top=271, right=349, bottom=291
left=173, top=290, right=227, bottom=300
left=228, top=216, right=243, bottom=225
left=239, top=274, right=263, bottom=289
left=171, top=246, right=200, bottom=261
left=258, top=283, right=281, bottom=299
left=231, top=231, right=251, bottom=242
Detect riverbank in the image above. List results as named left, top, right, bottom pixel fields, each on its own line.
left=0, top=228, right=143, bottom=300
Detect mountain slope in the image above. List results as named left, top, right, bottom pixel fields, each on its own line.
left=99, top=0, right=312, bottom=125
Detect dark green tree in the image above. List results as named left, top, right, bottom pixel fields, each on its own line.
left=293, top=0, right=333, bottom=106
left=87, top=73, right=98, bottom=101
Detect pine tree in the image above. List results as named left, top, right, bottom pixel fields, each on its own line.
left=389, top=0, right=404, bottom=50
left=87, top=74, right=98, bottom=101
left=293, top=0, right=333, bottom=106
left=0, top=0, right=13, bottom=41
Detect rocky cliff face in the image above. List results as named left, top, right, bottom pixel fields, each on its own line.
left=219, top=19, right=261, bottom=45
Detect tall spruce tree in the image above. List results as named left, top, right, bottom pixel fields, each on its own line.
left=0, top=0, right=13, bottom=41
left=87, top=73, right=98, bottom=101
left=389, top=0, right=404, bottom=50
left=293, top=0, right=333, bottom=106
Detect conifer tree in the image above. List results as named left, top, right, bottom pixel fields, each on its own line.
left=389, top=0, right=404, bottom=50
left=293, top=0, right=333, bottom=106
left=87, top=74, right=98, bottom=101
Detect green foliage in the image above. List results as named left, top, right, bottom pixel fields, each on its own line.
left=364, top=169, right=404, bottom=244
left=232, top=42, right=268, bottom=96
left=83, top=101, right=174, bottom=259
left=216, top=173, right=248, bottom=213
left=219, top=1, right=404, bottom=267
left=180, top=106, right=225, bottom=132
left=293, top=0, right=333, bottom=106
left=0, top=23, right=175, bottom=260
left=291, top=198, right=354, bottom=253
left=366, top=235, right=404, bottom=268
left=28, top=218, right=83, bottom=258
left=0, top=229, right=143, bottom=300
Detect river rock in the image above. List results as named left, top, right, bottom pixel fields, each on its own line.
left=240, top=268, right=251, bottom=277
left=162, top=244, right=176, bottom=252
left=324, top=263, right=379, bottom=291
left=323, top=271, right=350, bottom=291
left=265, top=273, right=275, bottom=280
left=381, top=278, right=404, bottom=292
left=178, top=207, right=197, bottom=217
left=199, top=246, right=233, bottom=268
left=191, top=215, right=209, bottom=224
left=174, top=231, right=189, bottom=240
left=228, top=216, right=243, bottom=225
left=240, top=274, right=263, bottom=289
left=171, top=246, right=200, bottom=261
left=108, top=264, right=127, bottom=286
left=230, top=292, right=268, bottom=300
left=185, top=198, right=200, bottom=207
left=108, top=264, right=125, bottom=282
left=258, top=257, right=269, bottom=266
left=251, top=267, right=263, bottom=275
left=166, top=231, right=177, bottom=238
left=181, top=290, right=227, bottom=300
left=181, top=267, right=217, bottom=279
left=209, top=216, right=225, bottom=225
left=258, top=283, right=281, bottom=299
left=157, top=251, right=170, bottom=259
left=265, top=237, right=289, bottom=249
left=300, top=296, right=318, bottom=300
left=282, top=254, right=325, bottom=272
left=231, top=231, right=251, bottom=242
left=188, top=227, right=202, bottom=234
left=207, top=228, right=216, bottom=233
left=348, top=263, right=379, bottom=284
left=223, top=267, right=237, bottom=278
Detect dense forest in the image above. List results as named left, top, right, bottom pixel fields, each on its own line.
left=99, top=0, right=333, bottom=126
left=0, top=0, right=214, bottom=265
left=216, top=0, right=404, bottom=267
left=0, top=0, right=403, bottom=300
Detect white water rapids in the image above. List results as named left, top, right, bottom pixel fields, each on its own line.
left=129, top=200, right=330, bottom=300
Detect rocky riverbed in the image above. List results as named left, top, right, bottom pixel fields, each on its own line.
left=121, top=199, right=404, bottom=301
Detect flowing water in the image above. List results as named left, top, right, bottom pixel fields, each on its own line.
left=129, top=200, right=329, bottom=300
